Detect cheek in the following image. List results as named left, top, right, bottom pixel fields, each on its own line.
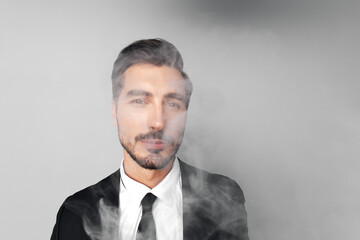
left=165, top=112, right=187, bottom=135
left=116, top=107, right=147, bottom=134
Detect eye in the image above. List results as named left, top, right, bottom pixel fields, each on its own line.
left=130, top=98, right=147, bottom=105
left=166, top=101, right=181, bottom=110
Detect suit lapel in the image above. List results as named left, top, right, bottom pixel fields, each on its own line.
left=91, top=169, right=120, bottom=239
left=180, top=160, right=216, bottom=240
left=92, top=169, right=120, bottom=208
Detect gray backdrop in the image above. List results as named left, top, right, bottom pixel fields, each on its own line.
left=0, top=0, right=359, bottom=239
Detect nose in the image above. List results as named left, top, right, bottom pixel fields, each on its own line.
left=148, top=104, right=165, bottom=131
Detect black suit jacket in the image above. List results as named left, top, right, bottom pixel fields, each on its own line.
left=51, top=160, right=249, bottom=240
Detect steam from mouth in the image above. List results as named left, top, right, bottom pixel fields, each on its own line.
left=83, top=198, right=119, bottom=240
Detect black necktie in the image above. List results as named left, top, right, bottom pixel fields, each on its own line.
left=136, top=193, right=157, bottom=240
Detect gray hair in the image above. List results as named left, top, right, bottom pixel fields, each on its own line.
left=111, top=38, right=193, bottom=108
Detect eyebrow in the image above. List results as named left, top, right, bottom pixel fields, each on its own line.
left=125, top=90, right=186, bottom=103
left=165, top=93, right=186, bottom=103
left=126, top=90, right=153, bottom=98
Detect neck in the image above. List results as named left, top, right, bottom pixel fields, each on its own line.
left=123, top=154, right=174, bottom=189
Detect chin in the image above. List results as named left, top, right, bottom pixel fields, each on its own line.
left=134, top=154, right=174, bottom=170
left=121, top=138, right=179, bottom=170
left=128, top=149, right=176, bottom=170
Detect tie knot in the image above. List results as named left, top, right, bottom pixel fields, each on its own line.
left=141, top=193, right=157, bottom=212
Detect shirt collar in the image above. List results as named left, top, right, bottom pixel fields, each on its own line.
left=120, top=157, right=181, bottom=207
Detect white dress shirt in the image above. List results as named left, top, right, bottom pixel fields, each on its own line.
left=119, top=158, right=183, bottom=240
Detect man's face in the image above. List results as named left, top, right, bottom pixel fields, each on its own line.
left=112, top=64, right=188, bottom=169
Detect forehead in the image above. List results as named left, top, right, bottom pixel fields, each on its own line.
left=120, top=64, right=186, bottom=96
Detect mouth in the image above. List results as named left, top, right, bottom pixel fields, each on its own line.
left=140, top=139, right=168, bottom=150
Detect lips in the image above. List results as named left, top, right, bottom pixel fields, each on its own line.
left=140, top=139, right=168, bottom=150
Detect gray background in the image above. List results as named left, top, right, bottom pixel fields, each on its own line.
left=1, top=0, right=359, bottom=239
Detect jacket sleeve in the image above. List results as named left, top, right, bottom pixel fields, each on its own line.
left=209, top=180, right=250, bottom=240
left=50, top=199, right=91, bottom=240
left=51, top=201, right=65, bottom=240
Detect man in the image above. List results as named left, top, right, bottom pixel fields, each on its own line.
left=51, top=39, right=249, bottom=240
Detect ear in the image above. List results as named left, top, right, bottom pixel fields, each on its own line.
left=111, top=100, right=118, bottom=126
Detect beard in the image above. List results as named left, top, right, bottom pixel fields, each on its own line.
left=119, top=129, right=182, bottom=170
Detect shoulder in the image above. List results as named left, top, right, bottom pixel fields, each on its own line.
left=51, top=170, right=120, bottom=240
left=179, top=159, right=249, bottom=239
left=179, top=159, right=245, bottom=203
left=64, top=169, right=120, bottom=208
